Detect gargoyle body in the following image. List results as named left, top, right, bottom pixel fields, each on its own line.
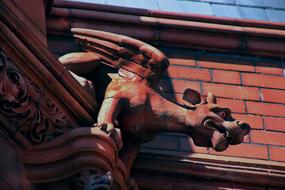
left=60, top=29, right=251, bottom=178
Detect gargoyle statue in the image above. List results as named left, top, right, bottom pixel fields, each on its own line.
left=59, top=29, right=251, bottom=178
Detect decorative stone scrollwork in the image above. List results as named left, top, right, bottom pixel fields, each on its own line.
left=0, top=50, right=74, bottom=147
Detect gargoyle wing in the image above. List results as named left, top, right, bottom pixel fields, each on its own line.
left=71, top=28, right=169, bottom=85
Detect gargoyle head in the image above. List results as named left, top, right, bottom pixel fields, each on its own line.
left=183, top=89, right=251, bottom=152
left=0, top=52, right=27, bottom=108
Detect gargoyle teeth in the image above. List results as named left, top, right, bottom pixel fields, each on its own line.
left=204, top=119, right=228, bottom=136
left=224, top=130, right=229, bottom=138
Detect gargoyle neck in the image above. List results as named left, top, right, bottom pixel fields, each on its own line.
left=150, top=92, right=190, bottom=133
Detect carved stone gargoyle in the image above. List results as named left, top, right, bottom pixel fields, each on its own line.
left=60, top=29, right=251, bottom=182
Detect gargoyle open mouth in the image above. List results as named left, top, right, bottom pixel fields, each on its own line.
left=203, top=118, right=232, bottom=151
left=203, top=119, right=230, bottom=141
left=202, top=117, right=250, bottom=151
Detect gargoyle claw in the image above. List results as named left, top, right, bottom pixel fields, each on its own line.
left=96, top=123, right=123, bottom=150
left=97, top=123, right=114, bottom=133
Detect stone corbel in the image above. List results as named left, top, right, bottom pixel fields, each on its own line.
left=21, top=128, right=127, bottom=190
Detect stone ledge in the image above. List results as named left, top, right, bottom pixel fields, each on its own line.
left=133, top=151, right=285, bottom=188
left=48, top=0, right=285, bottom=59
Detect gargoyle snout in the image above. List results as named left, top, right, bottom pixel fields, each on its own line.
left=211, top=120, right=251, bottom=152
left=226, top=121, right=251, bottom=145
left=238, top=121, right=251, bottom=135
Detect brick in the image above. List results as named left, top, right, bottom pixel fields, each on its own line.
left=269, top=146, right=285, bottom=162
left=142, top=134, right=179, bottom=151
left=255, top=66, right=283, bottom=75
left=213, top=70, right=241, bottom=85
left=264, top=117, right=285, bottom=132
left=232, top=114, right=263, bottom=130
left=251, top=130, right=285, bottom=147
left=203, top=83, right=260, bottom=100
left=209, top=143, right=268, bottom=160
left=217, top=98, right=245, bottom=113
left=246, top=101, right=285, bottom=117
left=242, top=73, right=285, bottom=89
left=198, top=60, right=255, bottom=72
left=261, top=89, right=285, bottom=104
left=179, top=136, right=209, bottom=154
left=166, top=66, right=211, bottom=81
left=160, top=79, right=200, bottom=93
left=162, top=92, right=202, bottom=107
left=161, top=92, right=184, bottom=105
left=169, top=58, right=196, bottom=67
left=162, top=94, right=246, bottom=113
left=243, top=134, right=250, bottom=143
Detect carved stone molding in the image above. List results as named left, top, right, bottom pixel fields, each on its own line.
left=21, top=128, right=128, bottom=190
left=0, top=50, right=74, bottom=147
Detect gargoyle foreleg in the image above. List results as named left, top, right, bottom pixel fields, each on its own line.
left=97, top=98, right=122, bottom=124
left=96, top=97, right=123, bottom=149
left=59, top=52, right=100, bottom=99
left=59, top=52, right=101, bottom=75
left=68, top=71, right=96, bottom=98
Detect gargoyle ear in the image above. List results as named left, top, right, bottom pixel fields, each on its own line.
left=183, top=88, right=202, bottom=107
left=207, top=92, right=217, bottom=104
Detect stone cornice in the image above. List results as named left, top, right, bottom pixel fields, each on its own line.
left=48, top=0, right=285, bottom=59
left=52, top=0, right=285, bottom=30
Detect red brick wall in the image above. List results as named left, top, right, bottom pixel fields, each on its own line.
left=143, top=50, right=285, bottom=163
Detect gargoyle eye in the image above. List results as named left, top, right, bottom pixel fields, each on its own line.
left=211, top=107, right=231, bottom=120
left=217, top=111, right=227, bottom=120
left=0, top=59, right=4, bottom=71
left=8, top=70, right=20, bottom=83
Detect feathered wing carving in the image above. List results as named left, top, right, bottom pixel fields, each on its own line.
left=71, top=28, right=169, bottom=85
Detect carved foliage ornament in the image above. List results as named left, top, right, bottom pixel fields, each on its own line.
left=0, top=50, right=73, bottom=147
